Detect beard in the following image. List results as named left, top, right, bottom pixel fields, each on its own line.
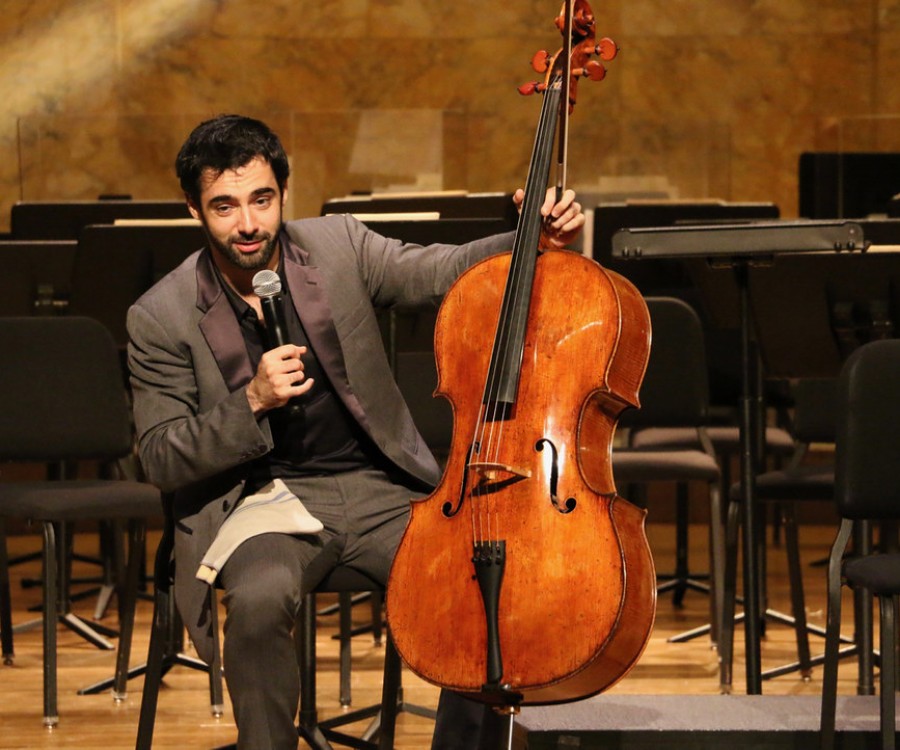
left=207, top=229, right=280, bottom=272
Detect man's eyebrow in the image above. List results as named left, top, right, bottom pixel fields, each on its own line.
left=208, top=187, right=277, bottom=205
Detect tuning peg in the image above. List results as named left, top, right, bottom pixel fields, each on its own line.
left=531, top=50, right=551, bottom=73
left=595, top=37, right=618, bottom=61
left=518, top=82, right=540, bottom=96
left=577, top=60, right=606, bottom=81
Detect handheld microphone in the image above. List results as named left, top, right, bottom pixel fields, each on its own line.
left=252, top=269, right=303, bottom=416
left=252, top=270, right=290, bottom=347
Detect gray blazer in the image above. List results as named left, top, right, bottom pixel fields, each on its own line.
left=127, top=213, right=512, bottom=659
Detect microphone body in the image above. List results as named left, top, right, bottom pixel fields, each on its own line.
left=252, top=270, right=303, bottom=417
left=259, top=294, right=290, bottom=349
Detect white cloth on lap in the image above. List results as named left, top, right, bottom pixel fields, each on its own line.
left=196, top=478, right=324, bottom=585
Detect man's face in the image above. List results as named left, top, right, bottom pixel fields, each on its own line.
left=187, top=156, right=288, bottom=274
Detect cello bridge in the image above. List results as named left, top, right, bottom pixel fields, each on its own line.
left=467, top=462, right=532, bottom=488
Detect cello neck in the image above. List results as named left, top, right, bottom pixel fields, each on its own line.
left=483, top=71, right=563, bottom=410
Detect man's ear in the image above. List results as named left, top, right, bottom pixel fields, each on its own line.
left=185, top=193, right=201, bottom=221
left=281, top=184, right=289, bottom=210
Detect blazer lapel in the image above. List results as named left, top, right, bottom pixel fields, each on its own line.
left=282, top=238, right=370, bottom=430
left=195, top=251, right=255, bottom=392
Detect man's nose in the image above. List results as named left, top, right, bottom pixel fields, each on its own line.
left=236, top=205, right=258, bottom=234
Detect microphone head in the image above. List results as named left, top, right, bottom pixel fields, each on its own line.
left=252, top=269, right=282, bottom=298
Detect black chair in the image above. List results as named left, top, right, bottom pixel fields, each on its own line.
left=611, top=297, right=725, bottom=646
left=719, top=379, right=844, bottom=690
left=393, top=350, right=452, bottom=465
left=820, top=339, right=900, bottom=750
left=298, top=569, right=434, bottom=750
left=136, top=513, right=429, bottom=750
left=133, top=496, right=225, bottom=750
left=0, top=316, right=162, bottom=727
left=0, top=238, right=110, bottom=647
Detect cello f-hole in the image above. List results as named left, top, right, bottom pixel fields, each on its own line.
left=535, top=438, right=577, bottom=513
left=442, top=446, right=474, bottom=518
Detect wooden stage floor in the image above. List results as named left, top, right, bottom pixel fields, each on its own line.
left=0, top=520, right=870, bottom=749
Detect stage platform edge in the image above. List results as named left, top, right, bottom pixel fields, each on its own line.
left=513, top=694, right=896, bottom=749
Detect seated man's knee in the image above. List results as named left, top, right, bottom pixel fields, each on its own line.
left=222, top=558, right=302, bottom=639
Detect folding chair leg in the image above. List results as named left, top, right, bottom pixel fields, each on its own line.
left=82, top=583, right=220, bottom=712
left=42, top=522, right=59, bottom=728
left=819, top=519, right=852, bottom=750
left=0, top=519, right=14, bottom=664
left=339, top=591, right=353, bottom=707
left=207, top=589, right=224, bottom=715
left=718, top=495, right=742, bottom=693
left=296, top=592, right=334, bottom=750
left=781, top=507, right=812, bottom=680
left=112, top=521, right=145, bottom=700
left=879, top=595, right=896, bottom=750
left=135, top=584, right=169, bottom=750
left=377, top=635, right=402, bottom=750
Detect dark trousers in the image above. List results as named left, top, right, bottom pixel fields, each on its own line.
left=431, top=691, right=509, bottom=750
left=217, top=468, right=504, bottom=750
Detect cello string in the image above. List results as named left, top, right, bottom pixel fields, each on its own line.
left=481, top=69, right=562, bottom=462
left=484, top=69, right=563, bottom=463
left=474, top=73, right=564, bottom=545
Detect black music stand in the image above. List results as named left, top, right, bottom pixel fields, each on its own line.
left=69, top=223, right=204, bottom=348
left=612, top=219, right=866, bottom=694
left=321, top=192, right=518, bottom=227
left=10, top=200, right=191, bottom=240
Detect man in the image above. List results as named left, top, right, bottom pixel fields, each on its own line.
left=127, top=114, right=584, bottom=749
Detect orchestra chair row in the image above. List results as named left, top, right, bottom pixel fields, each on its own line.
left=0, top=316, right=161, bottom=727
left=0, top=225, right=202, bottom=623
left=819, top=338, right=900, bottom=750
left=0, top=224, right=201, bottom=663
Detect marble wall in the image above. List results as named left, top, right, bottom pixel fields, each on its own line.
left=2, top=0, right=899, bottom=232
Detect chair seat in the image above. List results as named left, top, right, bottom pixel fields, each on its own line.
left=613, top=449, right=720, bottom=483
left=0, top=481, right=160, bottom=521
left=317, top=566, right=381, bottom=593
left=728, top=464, right=834, bottom=503
left=631, top=425, right=795, bottom=455
left=843, top=553, right=900, bottom=596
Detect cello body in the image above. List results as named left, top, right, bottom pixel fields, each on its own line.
left=386, top=248, right=656, bottom=705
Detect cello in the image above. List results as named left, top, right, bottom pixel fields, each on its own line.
left=386, top=0, right=656, bottom=712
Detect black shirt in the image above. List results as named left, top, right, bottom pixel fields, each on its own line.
left=214, top=256, right=383, bottom=490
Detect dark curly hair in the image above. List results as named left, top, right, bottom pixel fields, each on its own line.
left=175, top=114, right=290, bottom=203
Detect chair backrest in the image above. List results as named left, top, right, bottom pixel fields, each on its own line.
left=394, top=351, right=452, bottom=458
left=0, top=316, right=133, bottom=462
left=619, top=296, right=709, bottom=429
left=791, top=377, right=838, bottom=444
left=835, top=338, right=900, bottom=520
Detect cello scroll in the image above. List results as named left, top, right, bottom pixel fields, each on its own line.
left=517, top=0, right=619, bottom=108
